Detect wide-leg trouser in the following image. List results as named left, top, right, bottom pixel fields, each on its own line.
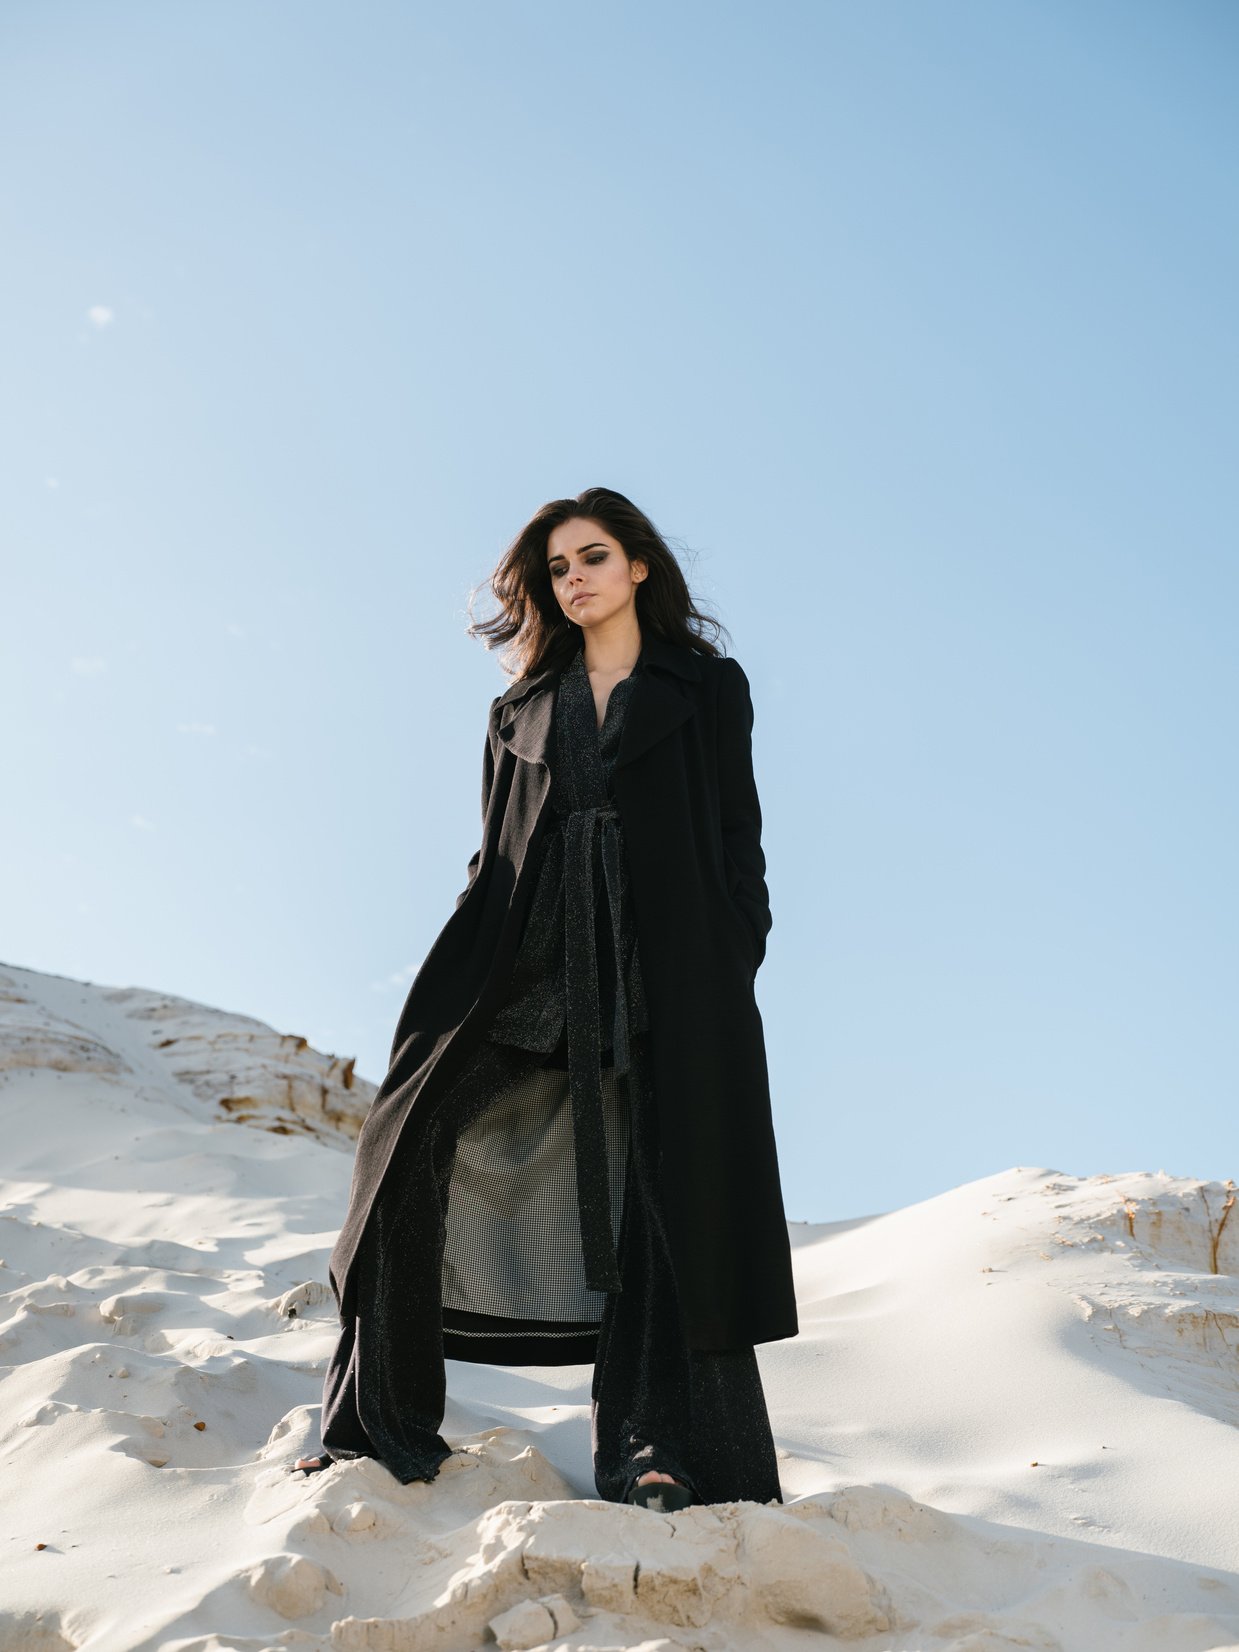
left=318, top=1034, right=783, bottom=1505
left=589, top=1035, right=782, bottom=1505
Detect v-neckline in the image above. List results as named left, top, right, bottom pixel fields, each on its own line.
left=570, top=646, right=643, bottom=733
left=593, top=654, right=641, bottom=733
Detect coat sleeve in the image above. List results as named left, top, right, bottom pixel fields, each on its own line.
left=717, top=656, right=772, bottom=970
left=455, top=699, right=498, bottom=911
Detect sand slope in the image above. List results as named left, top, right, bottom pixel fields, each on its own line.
left=0, top=960, right=1236, bottom=1652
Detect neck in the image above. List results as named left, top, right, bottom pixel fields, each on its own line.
left=580, top=612, right=642, bottom=676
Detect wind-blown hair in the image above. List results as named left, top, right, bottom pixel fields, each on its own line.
left=466, top=486, right=727, bottom=681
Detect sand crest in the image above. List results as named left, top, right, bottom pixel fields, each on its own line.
left=1, top=961, right=1236, bottom=1651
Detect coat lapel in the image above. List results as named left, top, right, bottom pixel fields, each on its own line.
left=495, top=671, right=556, bottom=766
left=615, top=648, right=698, bottom=769
left=494, top=631, right=701, bottom=771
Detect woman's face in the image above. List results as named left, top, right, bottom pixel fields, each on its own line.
left=545, top=518, right=647, bottom=630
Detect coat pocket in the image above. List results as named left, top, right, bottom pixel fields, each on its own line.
left=720, top=888, right=759, bottom=977
left=720, top=853, right=759, bottom=973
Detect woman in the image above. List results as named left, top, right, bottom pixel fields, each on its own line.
left=293, top=487, right=799, bottom=1508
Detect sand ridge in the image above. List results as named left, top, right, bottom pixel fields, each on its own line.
left=1, top=961, right=1237, bottom=1651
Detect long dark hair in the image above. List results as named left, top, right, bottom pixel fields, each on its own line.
left=466, top=486, right=728, bottom=681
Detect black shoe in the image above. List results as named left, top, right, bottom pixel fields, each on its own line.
left=290, top=1453, right=334, bottom=1476
left=625, top=1474, right=696, bottom=1511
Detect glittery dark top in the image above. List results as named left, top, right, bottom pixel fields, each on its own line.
left=487, top=645, right=650, bottom=1062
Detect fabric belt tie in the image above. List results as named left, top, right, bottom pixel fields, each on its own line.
left=562, top=801, right=628, bottom=1294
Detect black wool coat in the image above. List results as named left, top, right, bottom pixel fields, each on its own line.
left=328, top=632, right=800, bottom=1351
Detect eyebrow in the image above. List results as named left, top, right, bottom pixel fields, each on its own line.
left=547, top=542, right=607, bottom=563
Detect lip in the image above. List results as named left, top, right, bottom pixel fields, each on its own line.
left=570, top=592, right=593, bottom=605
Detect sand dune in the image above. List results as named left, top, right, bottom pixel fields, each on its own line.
left=1, top=960, right=1236, bottom=1651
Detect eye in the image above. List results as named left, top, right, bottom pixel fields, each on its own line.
left=548, top=552, right=606, bottom=578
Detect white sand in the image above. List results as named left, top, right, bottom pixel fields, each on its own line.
left=1, top=959, right=1236, bottom=1652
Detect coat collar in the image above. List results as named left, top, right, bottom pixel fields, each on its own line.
left=495, top=631, right=701, bottom=770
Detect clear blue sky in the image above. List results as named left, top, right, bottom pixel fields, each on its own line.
left=2, top=1, right=1235, bottom=1223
